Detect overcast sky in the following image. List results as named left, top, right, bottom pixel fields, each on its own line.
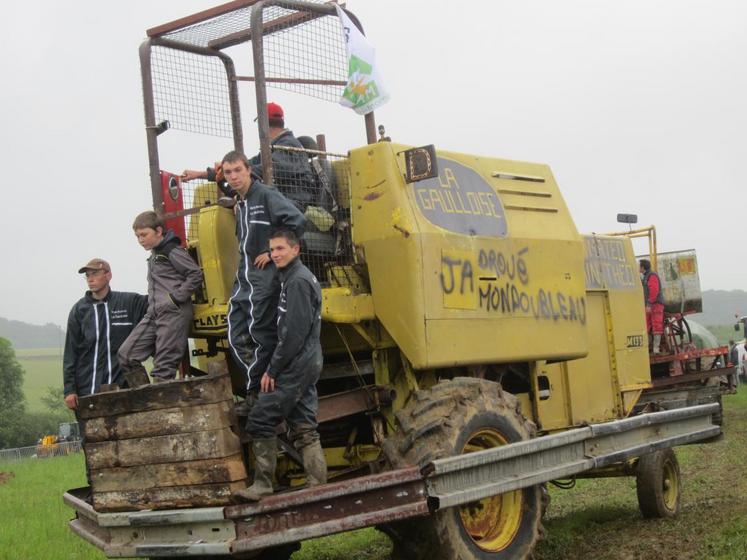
left=1, top=0, right=745, bottom=327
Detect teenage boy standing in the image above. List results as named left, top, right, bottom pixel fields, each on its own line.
left=234, top=228, right=325, bottom=502
left=219, top=151, right=305, bottom=397
left=118, top=211, right=203, bottom=382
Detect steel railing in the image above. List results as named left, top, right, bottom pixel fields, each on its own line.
left=0, top=440, right=82, bottom=462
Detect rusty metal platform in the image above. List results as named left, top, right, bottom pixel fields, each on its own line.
left=65, top=403, right=721, bottom=557
left=228, top=467, right=428, bottom=553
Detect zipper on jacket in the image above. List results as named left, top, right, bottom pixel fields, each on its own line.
left=104, top=301, right=113, bottom=385
left=90, top=304, right=100, bottom=395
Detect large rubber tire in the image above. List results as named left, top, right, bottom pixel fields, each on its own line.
left=636, top=448, right=681, bottom=519
left=382, top=378, right=542, bottom=560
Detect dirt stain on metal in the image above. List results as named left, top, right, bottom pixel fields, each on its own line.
left=393, top=224, right=410, bottom=237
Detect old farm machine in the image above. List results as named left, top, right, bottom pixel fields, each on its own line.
left=65, top=2, right=731, bottom=559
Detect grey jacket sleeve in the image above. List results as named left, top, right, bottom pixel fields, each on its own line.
left=266, top=188, right=306, bottom=236
left=267, top=279, right=314, bottom=378
left=62, top=307, right=80, bottom=396
left=168, top=248, right=204, bottom=303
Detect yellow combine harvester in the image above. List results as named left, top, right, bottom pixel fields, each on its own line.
left=65, top=2, right=732, bottom=559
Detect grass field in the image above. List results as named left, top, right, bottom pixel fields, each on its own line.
left=0, top=453, right=390, bottom=560
left=15, top=347, right=64, bottom=412
left=0, top=454, right=105, bottom=560
left=533, top=387, right=747, bottom=560
left=1, top=389, right=744, bottom=559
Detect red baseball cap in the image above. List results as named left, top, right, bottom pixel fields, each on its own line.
left=267, top=102, right=284, bottom=119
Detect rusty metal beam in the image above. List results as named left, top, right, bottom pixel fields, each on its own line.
left=649, top=345, right=728, bottom=365
left=234, top=75, right=347, bottom=86
left=651, top=366, right=734, bottom=388
left=227, top=467, right=428, bottom=553
left=139, top=40, right=162, bottom=214
left=317, top=386, right=393, bottom=424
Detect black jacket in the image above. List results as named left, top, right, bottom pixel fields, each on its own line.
left=267, top=257, right=322, bottom=379
left=235, top=180, right=306, bottom=268
left=63, top=290, right=148, bottom=396
left=250, top=129, right=317, bottom=210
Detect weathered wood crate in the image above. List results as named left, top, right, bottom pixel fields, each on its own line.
left=78, top=372, right=247, bottom=512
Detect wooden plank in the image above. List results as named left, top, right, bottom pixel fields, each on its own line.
left=91, top=454, right=247, bottom=492
left=78, top=374, right=233, bottom=419
left=84, top=401, right=236, bottom=443
left=93, top=480, right=248, bottom=512
left=86, top=427, right=241, bottom=470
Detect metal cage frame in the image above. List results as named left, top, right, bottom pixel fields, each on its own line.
left=139, top=0, right=377, bottom=213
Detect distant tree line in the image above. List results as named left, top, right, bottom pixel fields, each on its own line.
left=0, top=317, right=64, bottom=350
left=0, top=337, right=72, bottom=449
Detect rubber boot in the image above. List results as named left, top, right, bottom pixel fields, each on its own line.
left=233, top=437, right=277, bottom=502
left=123, top=367, right=150, bottom=388
left=652, top=334, right=662, bottom=355
left=301, top=440, right=327, bottom=487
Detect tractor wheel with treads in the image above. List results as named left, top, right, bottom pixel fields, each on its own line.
left=381, top=377, right=543, bottom=560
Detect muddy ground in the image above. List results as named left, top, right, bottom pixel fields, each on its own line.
left=533, top=389, right=747, bottom=560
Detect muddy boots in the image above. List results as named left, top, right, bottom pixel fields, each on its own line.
left=123, top=367, right=150, bottom=388
left=233, top=437, right=277, bottom=502
left=301, top=440, right=327, bottom=487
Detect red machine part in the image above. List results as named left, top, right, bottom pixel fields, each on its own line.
left=160, top=171, right=187, bottom=247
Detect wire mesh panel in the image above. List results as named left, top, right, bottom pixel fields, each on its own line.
left=151, top=47, right=233, bottom=138
left=149, top=1, right=347, bottom=139
left=158, top=5, right=259, bottom=48
left=145, top=1, right=359, bottom=285
left=261, top=6, right=348, bottom=102
left=271, top=144, right=353, bottom=284
left=156, top=1, right=347, bottom=103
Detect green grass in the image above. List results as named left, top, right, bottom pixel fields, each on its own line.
left=534, top=387, right=747, bottom=560
left=0, top=452, right=387, bottom=560
left=14, top=347, right=155, bottom=413
left=0, top=454, right=105, bottom=560
left=293, top=528, right=392, bottom=560
left=15, top=347, right=64, bottom=412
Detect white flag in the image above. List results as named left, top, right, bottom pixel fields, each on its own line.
left=336, top=6, right=390, bottom=115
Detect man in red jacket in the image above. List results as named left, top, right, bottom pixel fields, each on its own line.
left=639, top=259, right=664, bottom=354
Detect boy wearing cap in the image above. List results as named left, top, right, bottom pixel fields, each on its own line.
left=63, top=259, right=148, bottom=409
left=117, top=211, right=204, bottom=382
left=181, top=102, right=317, bottom=211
